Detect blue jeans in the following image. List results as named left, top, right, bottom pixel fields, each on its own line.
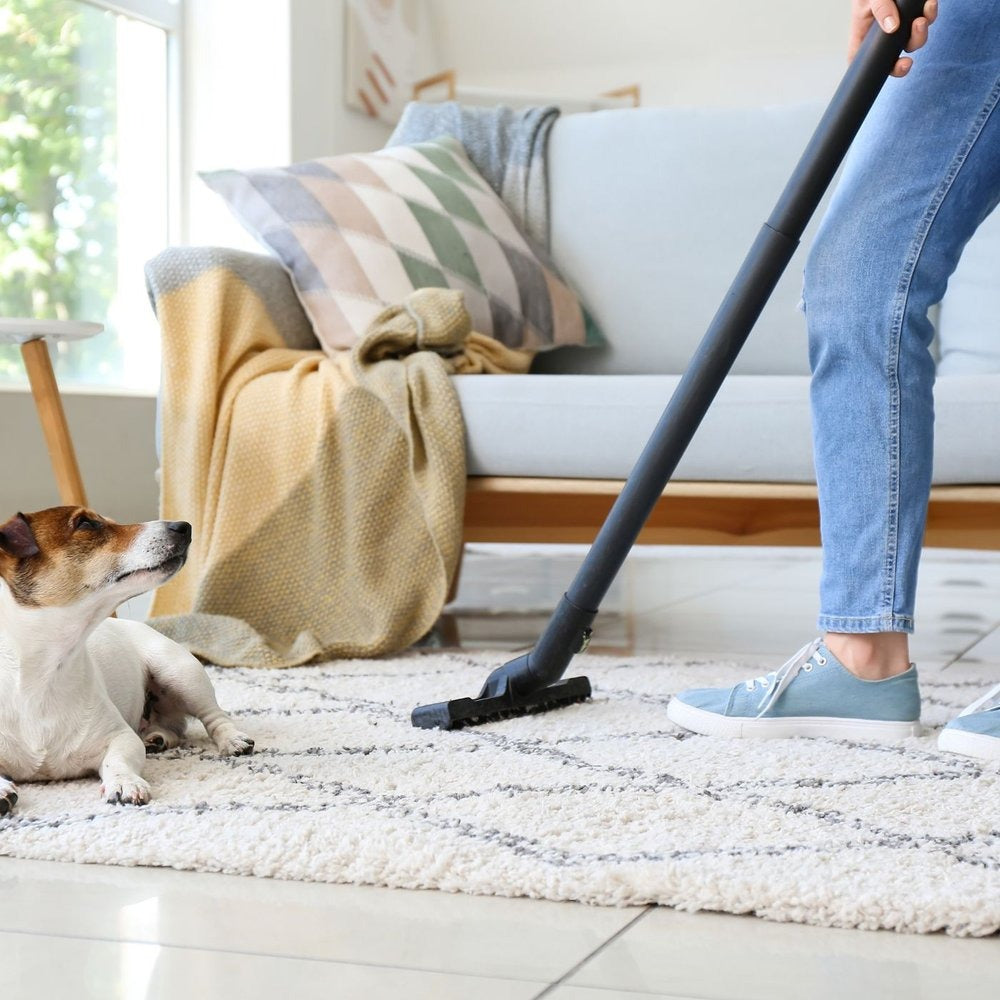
left=803, top=5, right=1000, bottom=635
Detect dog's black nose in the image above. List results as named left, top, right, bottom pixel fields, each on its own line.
left=167, top=521, right=192, bottom=542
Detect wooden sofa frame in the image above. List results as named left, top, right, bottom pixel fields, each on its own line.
left=462, top=478, right=1000, bottom=550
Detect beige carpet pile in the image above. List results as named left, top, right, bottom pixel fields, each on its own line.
left=1, top=650, right=997, bottom=937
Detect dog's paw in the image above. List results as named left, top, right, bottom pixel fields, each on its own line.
left=216, top=727, right=255, bottom=757
left=0, top=775, right=18, bottom=817
left=142, top=727, right=180, bottom=755
left=101, top=775, right=151, bottom=806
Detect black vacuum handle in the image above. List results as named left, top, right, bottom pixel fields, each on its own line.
left=520, top=1, right=928, bottom=691
left=771, top=0, right=928, bottom=238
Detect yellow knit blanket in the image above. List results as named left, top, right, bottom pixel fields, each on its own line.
left=148, top=269, right=529, bottom=667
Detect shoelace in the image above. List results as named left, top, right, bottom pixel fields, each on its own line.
left=746, top=637, right=827, bottom=718
left=958, top=681, right=1000, bottom=718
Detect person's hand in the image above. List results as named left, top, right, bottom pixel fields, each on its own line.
left=849, top=0, right=938, bottom=77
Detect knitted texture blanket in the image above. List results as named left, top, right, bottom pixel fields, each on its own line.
left=387, top=101, right=560, bottom=250
left=145, top=256, right=529, bottom=667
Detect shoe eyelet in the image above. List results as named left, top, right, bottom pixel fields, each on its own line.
left=816, top=655, right=827, bottom=666
left=803, top=663, right=813, bottom=672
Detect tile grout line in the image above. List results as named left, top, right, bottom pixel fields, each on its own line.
left=630, top=570, right=795, bottom=620
left=530, top=906, right=654, bottom=1000
left=629, top=564, right=824, bottom=630
left=939, top=618, right=1000, bottom=670
left=0, top=925, right=539, bottom=985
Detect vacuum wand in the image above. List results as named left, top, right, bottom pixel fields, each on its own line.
left=412, top=1, right=926, bottom=730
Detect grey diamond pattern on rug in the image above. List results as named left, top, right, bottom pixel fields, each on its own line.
left=1, top=651, right=998, bottom=937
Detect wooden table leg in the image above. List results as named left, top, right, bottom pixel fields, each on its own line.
left=20, top=338, right=88, bottom=508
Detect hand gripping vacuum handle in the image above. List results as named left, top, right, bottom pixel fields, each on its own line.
left=412, top=1, right=928, bottom=729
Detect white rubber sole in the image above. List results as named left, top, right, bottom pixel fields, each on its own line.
left=937, top=728, right=1000, bottom=761
left=667, top=697, right=922, bottom=741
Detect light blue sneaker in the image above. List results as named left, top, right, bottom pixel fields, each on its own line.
left=667, top=638, right=922, bottom=741
left=938, top=684, right=1000, bottom=761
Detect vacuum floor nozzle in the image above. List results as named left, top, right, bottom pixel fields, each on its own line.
left=411, top=674, right=592, bottom=730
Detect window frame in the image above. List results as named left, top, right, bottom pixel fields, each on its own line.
left=81, top=0, right=181, bottom=33
left=81, top=0, right=183, bottom=246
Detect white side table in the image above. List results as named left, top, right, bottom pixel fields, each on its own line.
left=0, top=319, right=104, bottom=508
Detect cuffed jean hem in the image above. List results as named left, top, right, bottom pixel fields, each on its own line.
left=817, top=614, right=914, bottom=635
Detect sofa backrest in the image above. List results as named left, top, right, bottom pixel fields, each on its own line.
left=937, top=202, right=1000, bottom=375
left=537, top=104, right=829, bottom=376
left=538, top=103, right=1000, bottom=379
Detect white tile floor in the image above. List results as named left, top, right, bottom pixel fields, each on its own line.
left=4, top=543, right=1000, bottom=999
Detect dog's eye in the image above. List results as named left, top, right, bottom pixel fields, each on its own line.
left=75, top=517, right=103, bottom=532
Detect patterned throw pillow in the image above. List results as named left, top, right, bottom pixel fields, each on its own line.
left=201, top=137, right=601, bottom=354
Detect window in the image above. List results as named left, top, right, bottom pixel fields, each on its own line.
left=0, top=0, right=178, bottom=392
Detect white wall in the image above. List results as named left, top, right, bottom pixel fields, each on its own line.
left=288, top=0, right=394, bottom=162
left=182, top=0, right=292, bottom=249
left=183, top=0, right=393, bottom=247
left=426, top=0, right=848, bottom=108
left=0, top=389, right=158, bottom=523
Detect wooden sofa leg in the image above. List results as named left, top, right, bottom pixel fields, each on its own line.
left=446, top=545, right=465, bottom=605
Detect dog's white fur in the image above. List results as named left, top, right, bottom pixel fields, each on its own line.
left=0, top=510, right=252, bottom=813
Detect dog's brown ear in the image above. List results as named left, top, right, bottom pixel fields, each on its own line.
left=0, top=513, right=40, bottom=559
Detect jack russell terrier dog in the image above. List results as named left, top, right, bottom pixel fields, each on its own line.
left=0, top=506, right=253, bottom=815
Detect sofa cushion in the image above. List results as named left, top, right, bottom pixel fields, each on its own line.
left=536, top=104, right=831, bottom=377
left=201, top=137, right=594, bottom=354
left=454, top=373, right=1000, bottom=485
left=937, top=204, right=1000, bottom=375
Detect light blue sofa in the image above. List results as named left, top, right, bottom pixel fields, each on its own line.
left=452, top=104, right=1000, bottom=549
left=152, top=103, right=1000, bottom=550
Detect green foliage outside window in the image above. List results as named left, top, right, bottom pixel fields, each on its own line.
left=0, top=0, right=121, bottom=382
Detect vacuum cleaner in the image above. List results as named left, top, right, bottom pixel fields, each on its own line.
left=412, top=1, right=926, bottom=731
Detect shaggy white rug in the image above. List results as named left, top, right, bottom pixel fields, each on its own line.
left=1, top=650, right=998, bottom=937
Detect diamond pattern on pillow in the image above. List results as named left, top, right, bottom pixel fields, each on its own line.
left=201, top=136, right=596, bottom=353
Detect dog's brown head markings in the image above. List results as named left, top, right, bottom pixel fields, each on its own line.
left=0, top=507, right=190, bottom=608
